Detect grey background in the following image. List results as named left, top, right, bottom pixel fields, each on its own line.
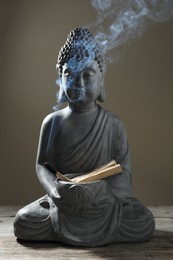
left=0, top=0, right=173, bottom=205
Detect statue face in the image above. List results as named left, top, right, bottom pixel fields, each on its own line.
left=61, top=60, right=103, bottom=103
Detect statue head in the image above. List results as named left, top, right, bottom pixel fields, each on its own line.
left=56, top=28, right=106, bottom=104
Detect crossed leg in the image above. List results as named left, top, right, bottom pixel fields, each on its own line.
left=14, top=195, right=56, bottom=241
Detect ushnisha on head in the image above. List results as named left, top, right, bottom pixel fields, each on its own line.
left=56, top=28, right=106, bottom=104
left=57, top=27, right=104, bottom=74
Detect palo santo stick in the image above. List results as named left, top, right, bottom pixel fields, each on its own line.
left=55, top=160, right=120, bottom=183
left=71, top=164, right=122, bottom=183
left=43, top=162, right=72, bottom=182
left=88, top=159, right=117, bottom=175
left=44, top=160, right=122, bottom=183
left=55, top=171, right=72, bottom=182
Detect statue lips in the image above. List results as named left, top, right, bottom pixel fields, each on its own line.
left=66, top=85, right=85, bottom=102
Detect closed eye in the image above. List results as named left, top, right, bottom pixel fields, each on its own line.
left=82, top=69, right=95, bottom=79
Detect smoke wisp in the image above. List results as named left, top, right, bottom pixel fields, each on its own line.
left=88, top=0, right=173, bottom=63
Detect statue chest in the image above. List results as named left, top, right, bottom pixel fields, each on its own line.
left=56, top=113, right=98, bottom=148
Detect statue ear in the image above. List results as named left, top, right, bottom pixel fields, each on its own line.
left=58, top=79, right=68, bottom=103
left=97, top=76, right=106, bottom=102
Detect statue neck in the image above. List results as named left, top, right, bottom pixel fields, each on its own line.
left=68, top=101, right=97, bottom=113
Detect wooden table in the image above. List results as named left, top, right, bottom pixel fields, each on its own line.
left=0, top=206, right=172, bottom=259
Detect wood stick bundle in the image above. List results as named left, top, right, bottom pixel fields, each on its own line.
left=55, top=160, right=122, bottom=183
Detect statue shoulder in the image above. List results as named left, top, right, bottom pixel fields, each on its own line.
left=101, top=107, right=122, bottom=126
left=42, top=107, right=68, bottom=126
left=101, top=107, right=127, bottom=136
left=41, top=108, right=68, bottom=132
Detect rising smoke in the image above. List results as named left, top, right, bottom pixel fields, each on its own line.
left=54, top=0, right=173, bottom=108
left=88, top=0, right=173, bottom=63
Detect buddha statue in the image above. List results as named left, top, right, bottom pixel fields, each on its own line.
left=13, top=28, right=155, bottom=247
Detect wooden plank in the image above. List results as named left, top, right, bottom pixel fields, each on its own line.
left=0, top=237, right=173, bottom=260
left=0, top=206, right=173, bottom=260
left=148, top=206, right=173, bottom=218
left=0, top=206, right=21, bottom=217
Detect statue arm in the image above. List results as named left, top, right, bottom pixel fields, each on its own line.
left=35, top=114, right=60, bottom=202
left=107, top=118, right=132, bottom=197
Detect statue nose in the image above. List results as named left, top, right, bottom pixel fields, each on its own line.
left=71, top=74, right=83, bottom=88
left=75, top=74, right=81, bottom=84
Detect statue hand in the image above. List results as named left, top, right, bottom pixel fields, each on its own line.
left=50, top=180, right=74, bottom=208
left=50, top=185, right=62, bottom=208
